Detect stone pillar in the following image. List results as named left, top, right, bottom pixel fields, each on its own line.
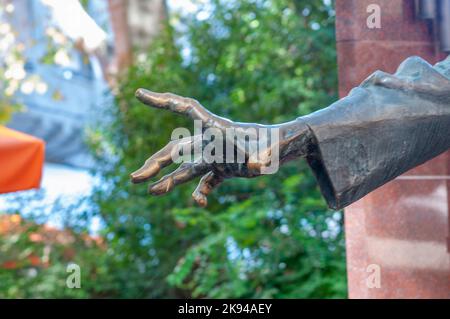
left=336, top=0, right=450, bottom=298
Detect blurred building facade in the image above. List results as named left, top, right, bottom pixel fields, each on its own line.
left=6, top=0, right=113, bottom=168
left=6, top=0, right=166, bottom=168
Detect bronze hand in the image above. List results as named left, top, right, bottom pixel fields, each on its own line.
left=130, top=89, right=312, bottom=206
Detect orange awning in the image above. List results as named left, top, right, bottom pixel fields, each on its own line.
left=0, top=126, right=45, bottom=194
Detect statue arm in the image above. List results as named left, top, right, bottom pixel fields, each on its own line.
left=131, top=56, right=450, bottom=209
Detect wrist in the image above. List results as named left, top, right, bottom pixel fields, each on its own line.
left=277, top=117, right=313, bottom=161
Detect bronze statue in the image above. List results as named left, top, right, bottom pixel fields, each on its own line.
left=130, top=55, right=450, bottom=210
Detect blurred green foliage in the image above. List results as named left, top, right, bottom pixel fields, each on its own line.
left=0, top=0, right=346, bottom=298
left=0, top=212, right=112, bottom=298
left=91, top=0, right=346, bottom=298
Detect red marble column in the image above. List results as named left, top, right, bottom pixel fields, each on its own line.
left=336, top=0, right=450, bottom=298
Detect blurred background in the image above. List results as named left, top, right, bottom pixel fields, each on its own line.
left=0, top=0, right=346, bottom=298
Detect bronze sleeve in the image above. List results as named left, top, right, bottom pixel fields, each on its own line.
left=302, top=56, right=450, bottom=210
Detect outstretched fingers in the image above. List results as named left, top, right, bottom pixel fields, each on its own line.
left=192, top=171, right=224, bottom=207
left=135, top=88, right=232, bottom=128
left=130, top=138, right=189, bottom=184
left=148, top=162, right=210, bottom=196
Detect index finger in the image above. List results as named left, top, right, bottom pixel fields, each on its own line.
left=135, top=88, right=232, bottom=127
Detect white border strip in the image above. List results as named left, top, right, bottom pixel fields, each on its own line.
left=396, top=175, right=450, bottom=180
